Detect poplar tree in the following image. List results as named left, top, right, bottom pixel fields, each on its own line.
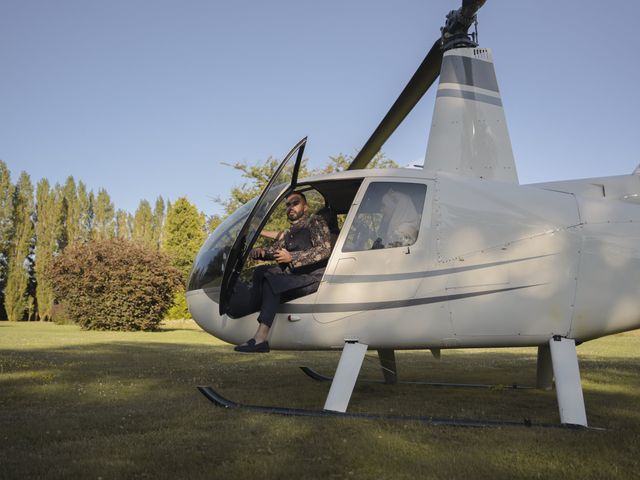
left=161, top=197, right=206, bottom=281
left=59, top=177, right=79, bottom=249
left=77, top=181, right=93, bottom=242
left=161, top=197, right=206, bottom=319
left=35, top=179, right=60, bottom=320
left=93, top=188, right=115, bottom=240
left=132, top=200, right=154, bottom=247
left=0, top=161, right=14, bottom=318
left=4, top=172, right=34, bottom=321
left=151, top=196, right=165, bottom=249
left=127, top=212, right=134, bottom=237
left=115, top=209, right=130, bottom=239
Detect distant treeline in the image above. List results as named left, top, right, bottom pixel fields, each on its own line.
left=0, top=160, right=212, bottom=322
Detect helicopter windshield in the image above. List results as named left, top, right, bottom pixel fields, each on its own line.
left=187, top=137, right=307, bottom=310
left=187, top=197, right=258, bottom=296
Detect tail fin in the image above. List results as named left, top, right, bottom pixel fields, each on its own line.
left=424, top=47, right=518, bottom=183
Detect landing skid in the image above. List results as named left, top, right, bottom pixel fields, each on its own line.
left=299, top=366, right=534, bottom=390
left=197, top=385, right=568, bottom=428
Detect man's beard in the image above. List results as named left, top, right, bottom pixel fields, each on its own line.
left=288, top=210, right=305, bottom=223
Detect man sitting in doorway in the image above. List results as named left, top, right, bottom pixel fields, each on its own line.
left=229, top=190, right=332, bottom=353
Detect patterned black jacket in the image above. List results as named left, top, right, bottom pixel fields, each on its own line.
left=263, top=214, right=332, bottom=272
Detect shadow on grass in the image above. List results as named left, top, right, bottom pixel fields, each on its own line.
left=1, top=334, right=640, bottom=479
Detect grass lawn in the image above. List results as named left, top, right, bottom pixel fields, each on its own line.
left=1, top=321, right=639, bottom=479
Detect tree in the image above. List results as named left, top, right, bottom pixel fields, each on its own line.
left=0, top=161, right=14, bottom=319
left=206, top=214, right=223, bottom=233
left=4, top=172, right=34, bottom=321
left=161, top=197, right=206, bottom=281
left=217, top=152, right=397, bottom=217
left=59, top=176, right=79, bottom=249
left=164, top=288, right=190, bottom=320
left=161, top=197, right=206, bottom=320
left=127, top=212, right=134, bottom=237
left=92, top=188, right=115, bottom=240
left=132, top=200, right=154, bottom=247
left=218, top=157, right=308, bottom=216
left=209, top=152, right=400, bottom=245
left=34, top=178, right=61, bottom=321
left=77, top=181, right=93, bottom=242
left=321, top=151, right=398, bottom=174
left=48, top=239, right=182, bottom=330
left=115, top=209, right=130, bottom=239
left=151, top=196, right=165, bottom=249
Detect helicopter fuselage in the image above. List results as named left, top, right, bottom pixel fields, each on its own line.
left=187, top=167, right=640, bottom=350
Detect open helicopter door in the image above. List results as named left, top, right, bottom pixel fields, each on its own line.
left=218, top=137, right=307, bottom=315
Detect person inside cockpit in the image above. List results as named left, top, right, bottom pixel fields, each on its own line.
left=228, top=190, right=332, bottom=353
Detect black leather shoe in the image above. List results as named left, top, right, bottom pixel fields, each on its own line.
left=234, top=339, right=270, bottom=353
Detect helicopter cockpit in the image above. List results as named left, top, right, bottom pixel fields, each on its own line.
left=187, top=138, right=364, bottom=310
left=187, top=137, right=308, bottom=302
left=187, top=136, right=431, bottom=321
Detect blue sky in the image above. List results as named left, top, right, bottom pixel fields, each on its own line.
left=1, top=0, right=639, bottom=216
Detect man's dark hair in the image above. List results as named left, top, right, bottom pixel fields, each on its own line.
left=286, top=190, right=306, bottom=203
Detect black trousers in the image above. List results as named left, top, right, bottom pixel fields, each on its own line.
left=226, top=265, right=320, bottom=328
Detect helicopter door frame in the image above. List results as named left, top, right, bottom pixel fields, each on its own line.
left=218, top=137, right=307, bottom=315
left=313, top=176, right=436, bottom=325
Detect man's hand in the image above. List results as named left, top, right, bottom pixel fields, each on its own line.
left=274, top=249, right=292, bottom=264
left=250, top=248, right=265, bottom=259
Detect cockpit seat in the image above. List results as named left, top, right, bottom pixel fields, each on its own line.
left=316, top=205, right=340, bottom=247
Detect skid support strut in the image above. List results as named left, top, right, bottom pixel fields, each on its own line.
left=324, top=341, right=368, bottom=413
left=377, top=349, right=397, bottom=384
left=536, top=344, right=553, bottom=390
left=549, top=336, right=588, bottom=427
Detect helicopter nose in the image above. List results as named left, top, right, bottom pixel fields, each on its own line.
left=186, top=289, right=221, bottom=336
left=186, top=288, right=257, bottom=346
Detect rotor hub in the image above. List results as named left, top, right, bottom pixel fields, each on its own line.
left=440, top=6, right=481, bottom=51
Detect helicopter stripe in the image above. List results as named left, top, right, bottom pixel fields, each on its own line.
left=279, top=284, right=544, bottom=314
left=437, top=88, right=502, bottom=107
left=439, top=55, right=499, bottom=92
left=323, top=254, right=554, bottom=284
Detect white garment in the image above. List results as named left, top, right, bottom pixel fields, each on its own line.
left=381, top=190, right=420, bottom=246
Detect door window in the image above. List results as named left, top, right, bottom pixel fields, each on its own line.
left=342, top=182, right=426, bottom=252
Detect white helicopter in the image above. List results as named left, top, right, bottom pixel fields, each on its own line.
left=187, top=0, right=640, bottom=427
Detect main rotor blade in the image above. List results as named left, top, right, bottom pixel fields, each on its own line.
left=462, top=0, right=486, bottom=16
left=347, top=38, right=443, bottom=171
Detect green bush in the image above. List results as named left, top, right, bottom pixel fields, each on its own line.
left=51, top=302, right=75, bottom=325
left=48, top=239, right=182, bottom=331
left=164, top=288, right=191, bottom=320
